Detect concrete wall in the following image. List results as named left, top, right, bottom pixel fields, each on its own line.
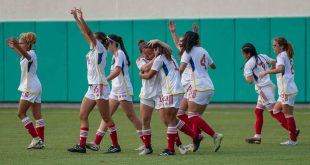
left=1, top=0, right=310, bottom=21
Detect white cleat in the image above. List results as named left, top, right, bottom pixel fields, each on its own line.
left=27, top=137, right=44, bottom=149
left=280, top=140, right=297, bottom=146
left=138, top=147, right=153, bottom=155
left=178, top=144, right=190, bottom=154
left=213, top=133, right=223, bottom=152
left=135, top=144, right=145, bottom=151
left=86, top=142, right=100, bottom=151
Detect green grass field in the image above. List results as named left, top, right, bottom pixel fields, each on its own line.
left=0, top=107, right=309, bottom=165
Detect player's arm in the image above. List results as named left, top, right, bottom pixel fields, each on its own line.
left=71, top=8, right=96, bottom=48
left=139, top=69, right=157, bottom=80
left=259, top=65, right=284, bottom=78
left=245, top=76, right=254, bottom=84
left=179, top=62, right=187, bottom=74
left=140, top=58, right=155, bottom=73
left=107, top=66, right=121, bottom=81
left=168, top=21, right=181, bottom=51
left=7, top=38, right=31, bottom=60
left=193, top=23, right=199, bottom=33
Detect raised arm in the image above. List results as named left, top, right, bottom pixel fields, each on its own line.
left=168, top=21, right=181, bottom=51
left=7, top=38, right=31, bottom=60
left=193, top=23, right=199, bottom=33
left=71, top=8, right=96, bottom=47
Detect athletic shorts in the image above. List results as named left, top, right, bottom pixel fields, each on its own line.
left=156, top=94, right=183, bottom=109
left=189, top=90, right=214, bottom=105
left=183, top=84, right=192, bottom=99
left=256, top=85, right=276, bottom=110
left=109, top=92, right=132, bottom=102
left=85, top=84, right=110, bottom=100
left=140, top=96, right=161, bottom=109
left=20, top=92, right=41, bottom=103
left=277, top=94, right=297, bottom=106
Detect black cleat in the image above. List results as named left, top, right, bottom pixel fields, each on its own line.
left=67, top=144, right=86, bottom=153
left=105, top=145, right=121, bottom=153
left=193, top=134, right=202, bottom=152
left=245, top=137, right=261, bottom=144
left=159, top=149, right=175, bottom=156
left=296, top=129, right=300, bottom=139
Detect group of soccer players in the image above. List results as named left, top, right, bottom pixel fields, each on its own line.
left=6, top=8, right=299, bottom=156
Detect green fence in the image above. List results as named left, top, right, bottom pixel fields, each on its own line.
left=0, top=17, right=309, bottom=103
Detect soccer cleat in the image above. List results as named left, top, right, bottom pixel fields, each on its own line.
left=159, top=149, right=176, bottom=156
left=67, top=144, right=86, bottom=153
left=105, top=145, right=121, bottom=153
left=296, top=129, right=300, bottom=139
left=280, top=140, right=297, bottom=146
left=184, top=143, right=194, bottom=152
left=138, top=147, right=153, bottom=155
left=213, top=133, right=223, bottom=152
left=177, top=144, right=189, bottom=155
left=27, top=137, right=43, bottom=149
left=86, top=142, right=100, bottom=151
left=33, top=140, right=45, bottom=149
left=245, top=137, right=261, bottom=144
left=135, top=144, right=145, bottom=151
left=193, top=134, right=202, bottom=152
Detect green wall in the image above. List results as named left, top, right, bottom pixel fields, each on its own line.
left=0, top=17, right=309, bottom=103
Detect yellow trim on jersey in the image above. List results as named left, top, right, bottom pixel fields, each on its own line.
left=192, top=74, right=215, bottom=92
left=95, top=50, right=108, bottom=86
left=25, top=62, right=41, bottom=95
left=121, top=73, right=133, bottom=96
left=162, top=69, right=185, bottom=96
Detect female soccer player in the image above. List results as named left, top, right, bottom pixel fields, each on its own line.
left=67, top=8, right=119, bottom=153
left=168, top=21, right=200, bottom=132
left=6, top=32, right=45, bottom=149
left=86, top=34, right=143, bottom=153
left=140, top=40, right=200, bottom=156
left=241, top=43, right=294, bottom=144
left=259, top=37, right=299, bottom=145
left=179, top=31, right=223, bottom=152
left=135, top=40, right=160, bottom=155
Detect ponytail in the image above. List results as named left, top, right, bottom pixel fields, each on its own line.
left=108, top=34, right=131, bottom=66
left=287, top=42, right=294, bottom=59
left=178, top=31, right=199, bottom=56
left=274, top=37, right=294, bottom=59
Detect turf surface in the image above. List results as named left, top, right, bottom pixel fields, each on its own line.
left=0, top=107, right=309, bottom=165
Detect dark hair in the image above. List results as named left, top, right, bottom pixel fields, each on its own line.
left=94, top=32, right=108, bottom=49
left=138, top=39, right=146, bottom=54
left=108, top=34, right=131, bottom=66
left=274, top=37, right=294, bottom=58
left=241, top=43, right=267, bottom=71
left=178, top=31, right=199, bottom=56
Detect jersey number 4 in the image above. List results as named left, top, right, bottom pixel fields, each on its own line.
left=200, top=54, right=207, bottom=69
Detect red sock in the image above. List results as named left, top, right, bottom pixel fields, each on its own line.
left=167, top=127, right=177, bottom=152
left=80, top=127, right=88, bottom=148
left=175, top=132, right=182, bottom=146
left=22, top=117, right=38, bottom=138
left=136, top=130, right=144, bottom=143
left=286, top=116, right=297, bottom=141
left=142, top=129, right=152, bottom=148
left=177, top=114, right=192, bottom=128
left=94, top=129, right=105, bottom=145
left=35, top=119, right=45, bottom=141
left=176, top=120, right=195, bottom=139
left=271, top=111, right=289, bottom=130
left=255, top=108, right=264, bottom=135
left=189, top=116, right=215, bottom=137
left=108, top=124, right=119, bottom=146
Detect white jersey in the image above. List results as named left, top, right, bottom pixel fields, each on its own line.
left=244, top=54, right=275, bottom=91
left=180, top=53, right=193, bottom=87
left=136, top=56, right=161, bottom=99
left=18, top=50, right=42, bottom=94
left=86, top=41, right=108, bottom=85
left=110, top=49, right=133, bottom=95
left=182, top=46, right=214, bottom=92
left=276, top=51, right=298, bottom=95
left=151, top=55, right=184, bottom=96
